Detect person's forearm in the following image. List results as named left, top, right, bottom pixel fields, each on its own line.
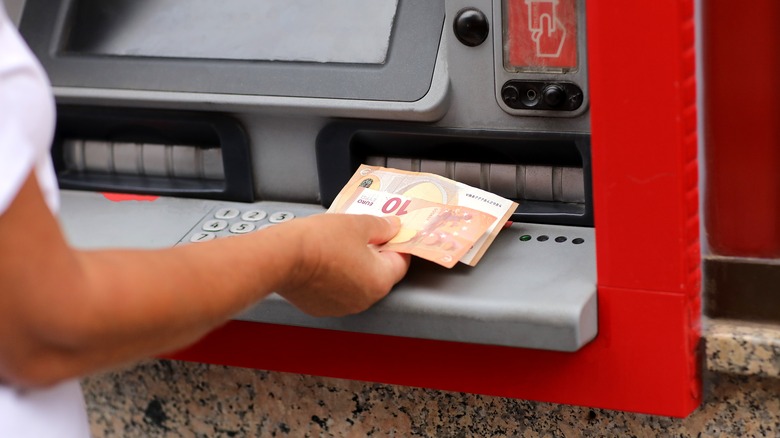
left=5, top=220, right=306, bottom=386
left=0, top=173, right=407, bottom=387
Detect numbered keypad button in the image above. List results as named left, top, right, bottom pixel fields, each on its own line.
left=269, top=211, right=295, bottom=223
left=215, top=208, right=240, bottom=220
left=241, top=210, right=267, bottom=222
left=189, top=232, right=217, bottom=243
left=229, top=222, right=255, bottom=234
left=202, top=219, right=228, bottom=231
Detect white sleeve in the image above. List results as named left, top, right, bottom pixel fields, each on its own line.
left=0, top=5, right=58, bottom=215
left=0, top=10, right=88, bottom=438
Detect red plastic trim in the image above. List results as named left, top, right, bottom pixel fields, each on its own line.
left=101, top=192, right=159, bottom=202
left=702, top=0, right=780, bottom=257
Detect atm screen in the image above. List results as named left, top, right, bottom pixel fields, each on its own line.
left=21, top=0, right=440, bottom=100
left=62, top=0, right=399, bottom=65
left=503, top=0, right=578, bottom=72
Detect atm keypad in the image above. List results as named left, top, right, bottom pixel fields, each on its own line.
left=178, top=206, right=298, bottom=245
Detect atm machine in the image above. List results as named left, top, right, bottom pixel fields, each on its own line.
left=16, top=0, right=701, bottom=416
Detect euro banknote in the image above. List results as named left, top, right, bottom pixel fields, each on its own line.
left=328, top=164, right=518, bottom=266
left=331, top=187, right=497, bottom=268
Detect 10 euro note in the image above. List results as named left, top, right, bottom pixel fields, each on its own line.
left=329, top=164, right=519, bottom=266
left=330, top=187, right=497, bottom=268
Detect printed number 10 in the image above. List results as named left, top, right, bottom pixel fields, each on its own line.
left=381, top=197, right=410, bottom=216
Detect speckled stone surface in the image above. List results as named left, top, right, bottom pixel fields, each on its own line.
left=83, top=363, right=780, bottom=437
left=706, top=319, right=780, bottom=378
left=81, top=319, right=780, bottom=437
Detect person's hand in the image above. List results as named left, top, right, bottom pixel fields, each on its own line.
left=272, top=214, right=411, bottom=317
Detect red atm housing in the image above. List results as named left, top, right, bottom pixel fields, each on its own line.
left=168, top=0, right=701, bottom=417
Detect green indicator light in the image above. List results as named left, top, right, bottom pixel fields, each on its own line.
left=519, top=235, right=532, bottom=241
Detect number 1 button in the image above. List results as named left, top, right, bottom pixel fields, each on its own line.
left=215, top=208, right=240, bottom=220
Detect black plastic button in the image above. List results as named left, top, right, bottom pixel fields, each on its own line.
left=543, top=84, right=566, bottom=108
left=572, top=238, right=585, bottom=244
left=453, top=8, right=489, bottom=47
left=500, top=80, right=584, bottom=111
left=537, top=235, right=549, bottom=242
left=555, top=236, right=567, bottom=243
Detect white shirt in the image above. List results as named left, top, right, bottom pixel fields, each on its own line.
left=0, top=5, right=91, bottom=438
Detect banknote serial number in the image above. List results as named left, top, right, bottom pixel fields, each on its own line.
left=464, top=193, right=503, bottom=207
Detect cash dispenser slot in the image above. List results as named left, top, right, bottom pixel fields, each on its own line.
left=52, top=106, right=254, bottom=202
left=366, top=156, right=585, bottom=205
left=316, top=122, right=593, bottom=226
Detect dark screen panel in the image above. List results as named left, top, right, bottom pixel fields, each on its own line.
left=63, top=0, right=398, bottom=65
left=20, top=0, right=443, bottom=101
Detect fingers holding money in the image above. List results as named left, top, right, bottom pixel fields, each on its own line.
left=328, top=165, right=518, bottom=267
left=273, top=213, right=410, bottom=317
left=364, top=215, right=403, bottom=245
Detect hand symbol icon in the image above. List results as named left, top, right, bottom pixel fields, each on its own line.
left=531, top=13, right=567, bottom=58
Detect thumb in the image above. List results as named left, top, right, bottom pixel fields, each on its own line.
left=360, top=215, right=402, bottom=245
left=377, top=251, right=411, bottom=288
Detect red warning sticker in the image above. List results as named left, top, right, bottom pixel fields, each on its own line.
left=505, top=0, right=578, bottom=71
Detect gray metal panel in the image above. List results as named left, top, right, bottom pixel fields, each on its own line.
left=440, top=0, right=589, bottom=132
left=59, top=191, right=597, bottom=351
left=241, top=222, right=597, bottom=351
left=36, top=0, right=589, bottom=133
left=58, top=191, right=214, bottom=249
